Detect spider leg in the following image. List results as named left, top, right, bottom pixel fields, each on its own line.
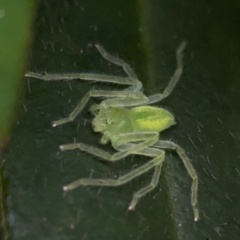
left=115, top=143, right=163, bottom=156
left=25, top=71, right=142, bottom=90
left=129, top=163, right=162, bottom=210
left=154, top=140, right=199, bottom=221
left=52, top=90, right=147, bottom=127
left=88, top=91, right=149, bottom=115
left=60, top=132, right=159, bottom=161
left=63, top=145, right=165, bottom=212
left=115, top=144, right=166, bottom=209
left=99, top=95, right=148, bottom=109
left=147, top=41, right=187, bottom=104
left=26, top=44, right=142, bottom=92
left=95, top=44, right=141, bottom=92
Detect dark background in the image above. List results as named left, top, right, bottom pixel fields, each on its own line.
left=4, top=0, right=240, bottom=239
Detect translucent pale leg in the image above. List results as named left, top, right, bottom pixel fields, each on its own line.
left=25, top=45, right=147, bottom=127
left=115, top=143, right=164, bottom=156
left=154, top=140, right=199, bottom=222
left=60, top=132, right=159, bottom=162
left=89, top=91, right=149, bottom=113
left=25, top=44, right=142, bottom=91
left=25, top=72, right=141, bottom=88
left=25, top=42, right=186, bottom=126
left=129, top=163, right=162, bottom=210
left=95, top=44, right=141, bottom=92
left=63, top=145, right=165, bottom=212
left=147, top=41, right=187, bottom=104
left=51, top=90, right=147, bottom=127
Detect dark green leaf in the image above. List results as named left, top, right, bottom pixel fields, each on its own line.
left=4, top=0, right=240, bottom=239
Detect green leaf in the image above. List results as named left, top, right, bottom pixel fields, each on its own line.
left=0, top=1, right=35, bottom=149
left=0, top=1, right=36, bottom=239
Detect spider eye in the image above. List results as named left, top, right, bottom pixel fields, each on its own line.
left=106, top=118, right=113, bottom=125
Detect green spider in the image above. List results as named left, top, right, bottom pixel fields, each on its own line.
left=25, top=42, right=199, bottom=221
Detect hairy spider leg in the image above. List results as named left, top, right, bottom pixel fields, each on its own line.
left=63, top=141, right=165, bottom=210
left=61, top=132, right=159, bottom=191
left=25, top=44, right=142, bottom=92
left=25, top=45, right=145, bottom=126
left=153, top=140, right=199, bottom=221
left=123, top=146, right=165, bottom=210
left=25, top=72, right=141, bottom=89
left=60, top=132, right=159, bottom=162
left=95, top=44, right=141, bottom=92
left=147, top=41, right=187, bottom=104
left=129, top=163, right=162, bottom=210
left=90, top=40, right=186, bottom=114
left=52, top=90, right=148, bottom=126
left=25, top=42, right=186, bottom=126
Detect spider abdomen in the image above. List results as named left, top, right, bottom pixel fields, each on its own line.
left=130, top=106, right=175, bottom=132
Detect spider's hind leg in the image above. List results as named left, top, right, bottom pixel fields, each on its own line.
left=154, top=140, right=199, bottom=221
left=63, top=142, right=165, bottom=210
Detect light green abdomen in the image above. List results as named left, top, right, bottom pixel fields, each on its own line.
left=130, top=106, right=175, bottom=132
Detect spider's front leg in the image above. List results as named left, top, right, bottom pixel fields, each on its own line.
left=25, top=74, right=146, bottom=127
left=25, top=44, right=144, bottom=126
left=88, top=89, right=148, bottom=114
left=52, top=90, right=148, bottom=127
